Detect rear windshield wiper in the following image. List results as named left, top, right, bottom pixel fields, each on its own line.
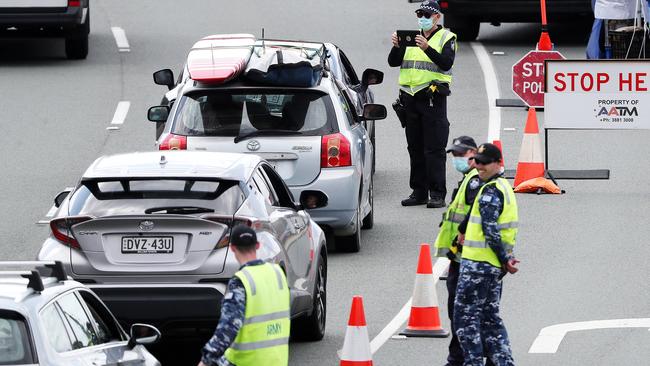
left=234, top=130, right=303, bottom=143
left=145, top=206, right=215, bottom=215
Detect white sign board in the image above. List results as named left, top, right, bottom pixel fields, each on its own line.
left=545, top=60, right=650, bottom=129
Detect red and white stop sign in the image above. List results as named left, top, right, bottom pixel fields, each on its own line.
left=512, top=50, right=565, bottom=108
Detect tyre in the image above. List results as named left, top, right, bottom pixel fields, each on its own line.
left=335, top=202, right=361, bottom=253
left=444, top=14, right=480, bottom=41
left=362, top=176, right=373, bottom=230
left=291, top=253, right=327, bottom=341
left=65, top=11, right=89, bottom=59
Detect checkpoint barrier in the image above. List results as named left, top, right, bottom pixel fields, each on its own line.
left=513, top=108, right=545, bottom=187
left=339, top=296, right=373, bottom=366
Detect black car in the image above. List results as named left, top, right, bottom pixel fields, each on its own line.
left=436, top=0, right=593, bottom=41
left=0, top=0, right=90, bottom=59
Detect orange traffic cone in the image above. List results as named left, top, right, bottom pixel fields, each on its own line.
left=493, top=139, right=505, bottom=168
left=400, top=243, right=449, bottom=338
left=514, top=108, right=545, bottom=187
left=340, top=296, right=373, bottom=366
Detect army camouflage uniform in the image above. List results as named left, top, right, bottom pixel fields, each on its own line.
left=201, top=259, right=264, bottom=366
left=454, top=182, right=515, bottom=366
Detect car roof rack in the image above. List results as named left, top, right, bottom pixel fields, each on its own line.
left=0, top=261, right=67, bottom=293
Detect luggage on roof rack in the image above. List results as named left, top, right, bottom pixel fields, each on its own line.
left=244, top=39, right=328, bottom=87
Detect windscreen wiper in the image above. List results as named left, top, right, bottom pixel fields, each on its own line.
left=145, top=206, right=215, bottom=215
left=234, top=130, right=303, bottom=143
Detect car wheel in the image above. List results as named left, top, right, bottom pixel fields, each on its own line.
left=444, top=14, right=480, bottom=41
left=335, top=201, right=361, bottom=253
left=291, top=253, right=327, bottom=341
left=65, top=15, right=89, bottom=59
left=362, top=176, right=373, bottom=230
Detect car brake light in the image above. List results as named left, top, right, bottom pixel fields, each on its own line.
left=321, top=133, right=351, bottom=168
left=49, top=216, right=93, bottom=250
left=159, top=134, right=187, bottom=150
left=440, top=1, right=448, bottom=9
left=203, top=215, right=260, bottom=249
left=68, top=0, right=81, bottom=7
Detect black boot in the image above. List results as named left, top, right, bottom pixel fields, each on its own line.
left=401, top=191, right=427, bottom=206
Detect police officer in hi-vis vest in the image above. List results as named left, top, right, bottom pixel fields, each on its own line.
left=199, top=225, right=290, bottom=366
left=389, top=0, right=457, bottom=208
left=434, top=136, right=497, bottom=366
left=453, top=143, right=520, bottom=366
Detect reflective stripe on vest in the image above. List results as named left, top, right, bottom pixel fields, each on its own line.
left=398, top=27, right=457, bottom=95
left=434, top=169, right=479, bottom=260
left=462, top=178, right=519, bottom=268
left=225, top=263, right=290, bottom=366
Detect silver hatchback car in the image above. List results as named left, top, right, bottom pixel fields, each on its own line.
left=0, top=261, right=160, bottom=366
left=149, top=38, right=387, bottom=252
left=38, top=151, right=328, bottom=341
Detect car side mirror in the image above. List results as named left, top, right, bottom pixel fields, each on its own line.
left=54, top=188, right=73, bottom=208
left=153, top=69, right=175, bottom=90
left=298, top=190, right=328, bottom=210
left=148, top=106, right=170, bottom=123
left=361, top=103, right=387, bottom=120
left=127, top=323, right=161, bottom=349
left=361, top=68, right=384, bottom=87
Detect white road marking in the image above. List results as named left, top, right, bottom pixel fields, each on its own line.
left=503, top=127, right=517, bottom=132
left=106, top=126, right=120, bottom=131
left=368, top=258, right=449, bottom=355
left=470, top=42, right=502, bottom=142
left=36, top=220, right=49, bottom=225
left=110, top=27, right=130, bottom=52
left=528, top=318, right=650, bottom=353
left=110, top=101, right=130, bottom=125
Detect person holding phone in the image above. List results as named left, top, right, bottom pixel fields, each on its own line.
left=388, top=0, right=457, bottom=209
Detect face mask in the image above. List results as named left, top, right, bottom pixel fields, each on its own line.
left=418, top=17, right=434, bottom=31
left=453, top=157, right=471, bottom=173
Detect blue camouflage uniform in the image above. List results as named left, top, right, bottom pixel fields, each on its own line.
left=201, top=259, right=264, bottom=366
left=454, top=179, right=515, bottom=366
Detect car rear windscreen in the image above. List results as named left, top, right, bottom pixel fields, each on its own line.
left=171, top=89, right=337, bottom=137
left=0, top=311, right=34, bottom=365
left=67, top=178, right=244, bottom=217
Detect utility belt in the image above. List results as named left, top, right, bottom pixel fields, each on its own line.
left=392, top=81, right=450, bottom=128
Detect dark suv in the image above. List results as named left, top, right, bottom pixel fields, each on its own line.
left=438, top=0, right=593, bottom=41
left=0, top=0, right=90, bottom=59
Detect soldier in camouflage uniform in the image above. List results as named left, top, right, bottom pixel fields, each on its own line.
left=453, top=143, right=520, bottom=366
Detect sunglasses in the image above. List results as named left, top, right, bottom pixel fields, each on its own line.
left=416, top=11, right=434, bottom=18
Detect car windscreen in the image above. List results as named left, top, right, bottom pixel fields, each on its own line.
left=67, top=178, right=244, bottom=217
left=171, top=89, right=337, bottom=137
left=0, top=311, right=34, bottom=365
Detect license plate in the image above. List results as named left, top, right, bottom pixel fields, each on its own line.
left=121, top=236, right=173, bottom=254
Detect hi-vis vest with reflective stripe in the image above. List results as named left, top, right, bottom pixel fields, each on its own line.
left=462, top=178, right=519, bottom=268
left=434, top=169, right=479, bottom=261
left=398, top=27, right=457, bottom=95
left=225, top=263, right=290, bottom=366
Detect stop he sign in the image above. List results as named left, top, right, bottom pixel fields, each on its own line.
left=512, top=50, right=564, bottom=108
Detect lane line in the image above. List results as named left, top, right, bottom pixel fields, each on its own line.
left=470, top=42, right=502, bottom=142
left=369, top=257, right=449, bottom=355
left=110, top=26, right=130, bottom=52
left=528, top=318, right=650, bottom=353
left=110, top=101, right=131, bottom=125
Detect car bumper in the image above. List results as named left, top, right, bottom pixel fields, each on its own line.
left=290, top=167, right=361, bottom=236
left=0, top=5, right=86, bottom=34
left=90, top=284, right=226, bottom=337
left=443, top=0, right=592, bottom=22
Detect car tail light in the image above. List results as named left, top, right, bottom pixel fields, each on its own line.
left=440, top=1, right=448, bottom=9
left=49, top=216, right=93, bottom=250
left=159, top=134, right=187, bottom=150
left=321, top=133, right=351, bottom=168
left=68, top=0, right=81, bottom=7
left=203, top=215, right=260, bottom=249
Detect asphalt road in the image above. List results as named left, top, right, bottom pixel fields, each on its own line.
left=1, top=1, right=649, bottom=365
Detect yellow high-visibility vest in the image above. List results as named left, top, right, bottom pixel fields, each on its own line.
left=225, top=263, right=290, bottom=366
left=462, top=178, right=519, bottom=268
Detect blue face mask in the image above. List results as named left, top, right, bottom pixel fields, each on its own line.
left=418, top=17, right=434, bottom=31
left=453, top=157, right=471, bottom=173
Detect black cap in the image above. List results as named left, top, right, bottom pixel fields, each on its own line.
left=446, top=136, right=478, bottom=154
left=470, top=143, right=502, bottom=164
left=415, top=1, right=441, bottom=15
left=230, top=225, right=257, bottom=247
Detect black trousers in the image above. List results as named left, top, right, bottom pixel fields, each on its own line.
left=446, top=260, right=496, bottom=366
left=402, top=90, right=449, bottom=200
